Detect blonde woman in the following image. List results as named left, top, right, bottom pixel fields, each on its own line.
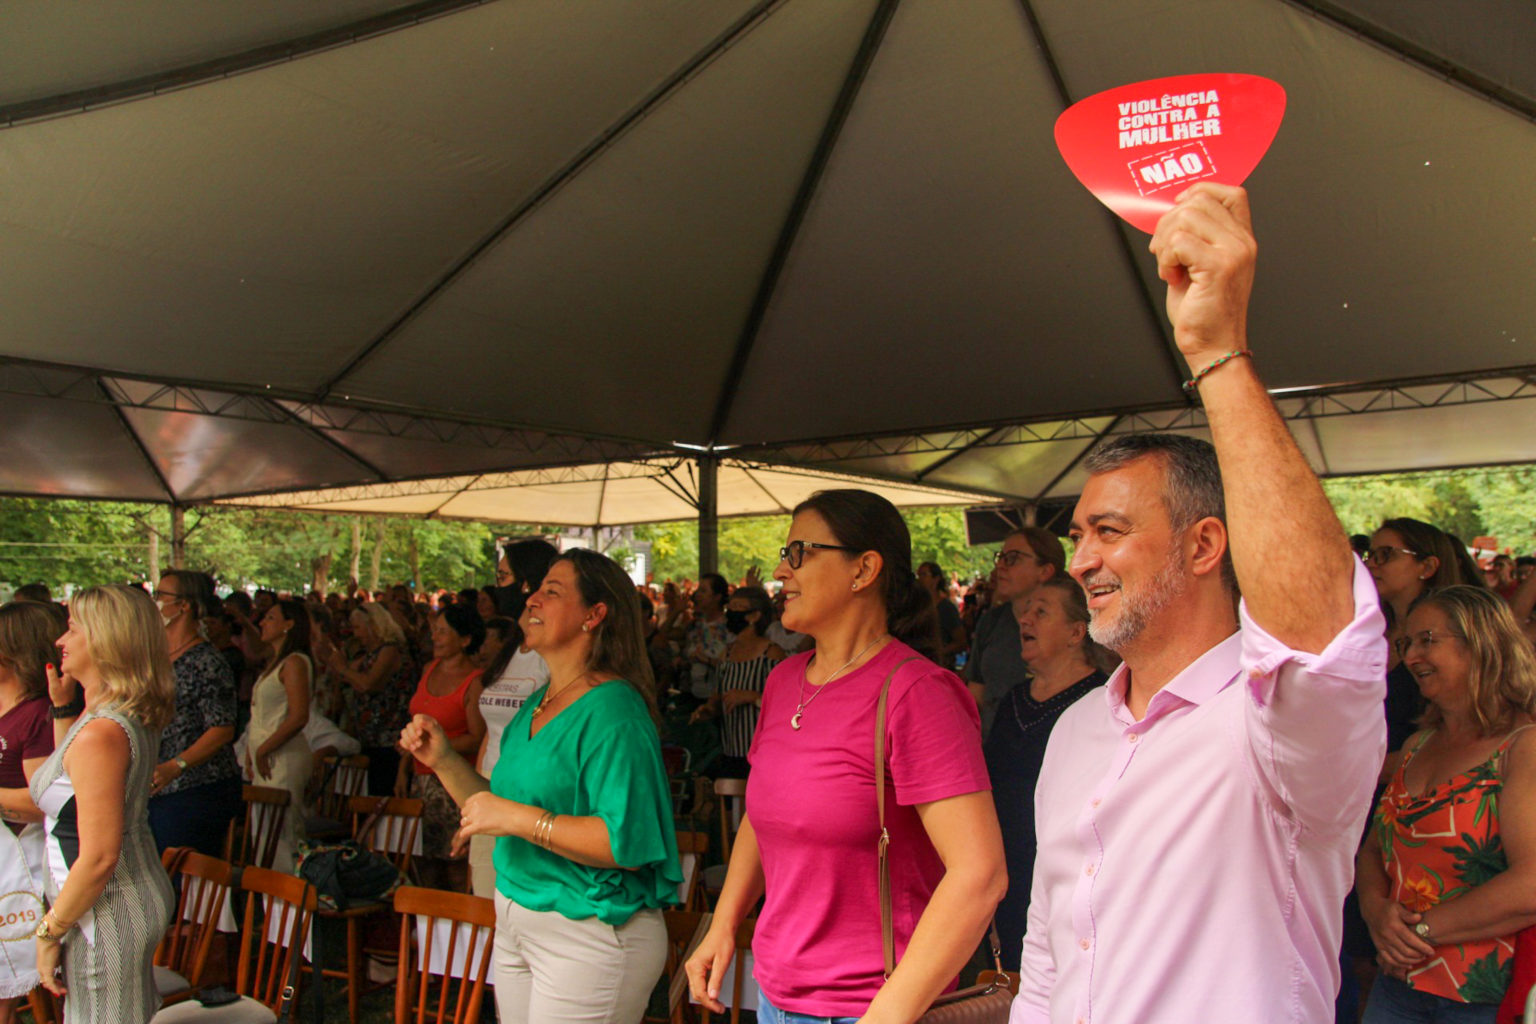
left=31, top=586, right=175, bottom=1024
left=330, top=601, right=413, bottom=796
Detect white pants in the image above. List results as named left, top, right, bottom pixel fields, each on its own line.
left=492, top=893, right=666, bottom=1024
left=469, top=834, right=497, bottom=900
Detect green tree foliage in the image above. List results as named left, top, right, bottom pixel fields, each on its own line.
left=5, top=466, right=1534, bottom=596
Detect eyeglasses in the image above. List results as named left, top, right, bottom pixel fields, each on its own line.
left=779, top=540, right=860, bottom=569
left=495, top=570, right=514, bottom=585
left=1364, top=546, right=1420, bottom=567
left=152, top=589, right=183, bottom=602
left=1394, top=629, right=1466, bottom=659
left=995, top=550, right=1040, bottom=568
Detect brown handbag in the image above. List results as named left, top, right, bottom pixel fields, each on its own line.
left=875, top=658, right=1016, bottom=1023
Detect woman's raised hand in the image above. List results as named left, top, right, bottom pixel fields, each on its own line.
left=399, top=714, right=450, bottom=770
left=683, top=921, right=738, bottom=1014
left=45, top=663, right=77, bottom=709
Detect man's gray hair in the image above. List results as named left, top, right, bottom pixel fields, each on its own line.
left=1081, top=433, right=1236, bottom=592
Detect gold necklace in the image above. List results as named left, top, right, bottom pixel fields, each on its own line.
left=792, top=633, right=889, bottom=730
left=531, top=673, right=589, bottom=719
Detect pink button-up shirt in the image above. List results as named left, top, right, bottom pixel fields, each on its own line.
left=1012, top=561, right=1387, bottom=1024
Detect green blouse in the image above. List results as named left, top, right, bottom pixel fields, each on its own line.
left=490, top=679, right=682, bottom=925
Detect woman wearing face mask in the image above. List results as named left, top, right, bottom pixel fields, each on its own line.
left=983, top=577, right=1116, bottom=972
left=245, top=599, right=313, bottom=872
left=146, top=570, right=240, bottom=856
left=688, top=586, right=785, bottom=779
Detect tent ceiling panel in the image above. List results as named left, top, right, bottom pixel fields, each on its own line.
left=0, top=394, right=170, bottom=501
left=316, top=426, right=647, bottom=480
left=1038, top=0, right=1536, bottom=390
left=119, top=408, right=374, bottom=501
left=1310, top=399, right=1536, bottom=476
left=334, top=0, right=882, bottom=442
left=440, top=484, right=618, bottom=528
left=1323, top=0, right=1536, bottom=106
left=0, top=0, right=768, bottom=393
left=0, top=0, right=419, bottom=109
left=721, top=0, right=1179, bottom=444
left=919, top=434, right=1107, bottom=502
left=260, top=492, right=459, bottom=517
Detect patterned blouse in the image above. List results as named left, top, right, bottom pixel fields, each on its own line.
left=1373, top=727, right=1534, bottom=1003
left=157, top=641, right=239, bottom=796
left=344, top=642, right=415, bottom=748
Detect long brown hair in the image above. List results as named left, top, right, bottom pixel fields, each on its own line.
left=558, top=549, right=659, bottom=724
left=0, top=600, right=67, bottom=701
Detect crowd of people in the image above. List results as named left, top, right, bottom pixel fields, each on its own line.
left=3, top=186, right=1536, bottom=1023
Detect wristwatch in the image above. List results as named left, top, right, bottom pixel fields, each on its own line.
left=1414, top=921, right=1432, bottom=942
left=174, top=756, right=190, bottom=772
left=35, top=914, right=68, bottom=941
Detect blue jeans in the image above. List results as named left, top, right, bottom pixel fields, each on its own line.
left=757, top=991, right=860, bottom=1024
left=1361, top=975, right=1500, bottom=1024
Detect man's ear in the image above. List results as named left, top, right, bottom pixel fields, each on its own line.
left=1187, top=516, right=1229, bottom=580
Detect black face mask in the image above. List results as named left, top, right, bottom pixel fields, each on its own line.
left=724, top=610, right=751, bottom=635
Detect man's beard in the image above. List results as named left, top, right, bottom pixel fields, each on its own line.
left=1085, top=551, right=1189, bottom=652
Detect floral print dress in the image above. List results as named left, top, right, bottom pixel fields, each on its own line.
left=1374, top=726, right=1535, bottom=1003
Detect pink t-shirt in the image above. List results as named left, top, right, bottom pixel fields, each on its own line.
left=747, top=640, right=989, bottom=1017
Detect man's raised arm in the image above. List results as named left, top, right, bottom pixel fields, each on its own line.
left=1150, top=184, right=1355, bottom=654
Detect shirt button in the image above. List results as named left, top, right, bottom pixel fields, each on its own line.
left=1090, top=797, right=1101, bottom=808
left=1080, top=938, right=1091, bottom=951
left=1128, top=733, right=1139, bottom=744
left=1084, top=863, right=1095, bottom=876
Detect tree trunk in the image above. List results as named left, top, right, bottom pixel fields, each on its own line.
left=170, top=505, right=187, bottom=568
left=349, top=517, right=362, bottom=593
left=147, top=526, right=160, bottom=588
left=408, top=530, right=422, bottom=594
left=310, top=553, right=332, bottom=597
left=367, top=519, right=385, bottom=594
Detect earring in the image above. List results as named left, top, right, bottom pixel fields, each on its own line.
left=851, top=583, right=859, bottom=592
left=581, top=623, right=590, bottom=632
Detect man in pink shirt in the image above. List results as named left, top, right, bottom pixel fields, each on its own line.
left=1012, top=185, right=1387, bottom=1023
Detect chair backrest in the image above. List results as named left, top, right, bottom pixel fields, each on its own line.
left=156, top=850, right=237, bottom=992
left=676, top=912, right=757, bottom=1024
left=236, top=865, right=318, bottom=1010
left=349, top=794, right=424, bottom=875
left=237, top=785, right=291, bottom=869
left=674, top=830, right=708, bottom=910
left=393, top=885, right=497, bottom=1024
left=713, top=778, right=747, bottom=863
left=315, top=753, right=371, bottom=820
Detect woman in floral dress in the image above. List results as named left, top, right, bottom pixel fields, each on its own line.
left=1357, top=586, right=1536, bottom=1020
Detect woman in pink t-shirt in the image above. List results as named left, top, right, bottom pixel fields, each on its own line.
left=685, top=489, right=1006, bottom=1022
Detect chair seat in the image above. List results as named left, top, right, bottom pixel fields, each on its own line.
left=151, top=994, right=277, bottom=1024
left=154, top=965, right=191, bottom=996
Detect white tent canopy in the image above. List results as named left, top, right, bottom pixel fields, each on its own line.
left=2, top=0, right=1534, bottom=530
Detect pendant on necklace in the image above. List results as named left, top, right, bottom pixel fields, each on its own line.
left=791, top=709, right=803, bottom=730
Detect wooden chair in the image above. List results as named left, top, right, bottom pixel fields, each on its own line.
left=154, top=850, right=236, bottom=1004
left=673, top=912, right=757, bottom=1024
left=701, top=778, right=746, bottom=904
left=392, top=886, right=497, bottom=1024
left=310, top=795, right=424, bottom=1024
left=674, top=830, right=709, bottom=911
left=230, top=785, right=290, bottom=869
left=150, top=865, right=317, bottom=1023
left=651, top=909, right=705, bottom=1024
left=308, top=753, right=371, bottom=839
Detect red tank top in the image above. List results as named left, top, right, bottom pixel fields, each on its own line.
left=408, top=659, right=483, bottom=775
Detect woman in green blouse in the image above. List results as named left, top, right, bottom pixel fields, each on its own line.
left=401, top=548, right=680, bottom=1024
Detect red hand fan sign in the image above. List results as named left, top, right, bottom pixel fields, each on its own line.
left=1054, top=73, right=1286, bottom=234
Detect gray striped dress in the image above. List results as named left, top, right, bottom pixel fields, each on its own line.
left=30, top=707, right=174, bottom=1024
